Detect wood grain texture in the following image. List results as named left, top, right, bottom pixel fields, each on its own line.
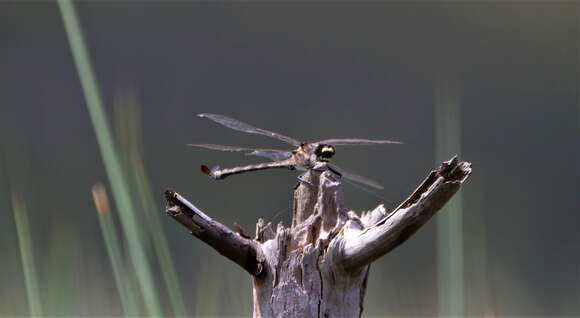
left=339, top=157, right=472, bottom=272
left=165, top=157, right=471, bottom=317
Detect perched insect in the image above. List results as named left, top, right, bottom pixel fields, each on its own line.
left=190, top=113, right=401, bottom=190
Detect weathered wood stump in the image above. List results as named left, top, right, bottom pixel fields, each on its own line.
left=165, top=157, right=471, bottom=317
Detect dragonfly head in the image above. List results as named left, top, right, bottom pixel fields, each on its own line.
left=314, top=144, right=335, bottom=162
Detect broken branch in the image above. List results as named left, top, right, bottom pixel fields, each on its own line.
left=339, top=156, right=472, bottom=271
left=164, top=189, right=264, bottom=276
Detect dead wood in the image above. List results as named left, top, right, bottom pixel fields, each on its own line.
left=165, top=190, right=264, bottom=276
left=165, top=156, right=471, bottom=317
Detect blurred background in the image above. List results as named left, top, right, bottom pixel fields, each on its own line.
left=0, top=1, right=578, bottom=317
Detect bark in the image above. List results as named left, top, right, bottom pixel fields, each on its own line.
left=165, top=156, right=471, bottom=317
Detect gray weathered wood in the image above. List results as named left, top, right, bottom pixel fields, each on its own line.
left=165, top=157, right=471, bottom=317
left=339, top=157, right=471, bottom=271
left=165, top=190, right=265, bottom=276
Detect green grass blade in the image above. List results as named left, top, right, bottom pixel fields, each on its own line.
left=434, top=72, right=465, bottom=317
left=114, top=92, right=187, bottom=316
left=12, top=193, right=43, bottom=317
left=133, top=157, right=188, bottom=316
left=92, top=184, right=140, bottom=316
left=57, top=1, right=162, bottom=315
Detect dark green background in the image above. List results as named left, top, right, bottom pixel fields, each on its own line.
left=0, top=2, right=578, bottom=316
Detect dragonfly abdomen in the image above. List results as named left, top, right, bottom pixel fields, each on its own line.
left=201, top=160, right=295, bottom=180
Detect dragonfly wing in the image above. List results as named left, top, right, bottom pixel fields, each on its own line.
left=328, top=164, right=384, bottom=190
left=198, top=113, right=301, bottom=146
left=189, top=144, right=291, bottom=160
left=247, top=150, right=293, bottom=161
left=188, top=143, right=255, bottom=152
left=315, top=138, right=402, bottom=146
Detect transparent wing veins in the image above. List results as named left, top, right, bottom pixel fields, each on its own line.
left=315, top=138, right=402, bottom=146
left=247, top=150, right=293, bottom=161
left=328, top=163, right=384, bottom=190
left=198, top=113, right=301, bottom=146
left=188, top=144, right=256, bottom=152
left=188, top=143, right=292, bottom=161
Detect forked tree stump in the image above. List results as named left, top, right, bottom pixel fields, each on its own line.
left=165, top=157, right=471, bottom=317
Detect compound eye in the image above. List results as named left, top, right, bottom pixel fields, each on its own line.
left=320, top=146, right=335, bottom=158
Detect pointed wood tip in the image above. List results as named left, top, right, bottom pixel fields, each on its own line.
left=164, top=188, right=177, bottom=204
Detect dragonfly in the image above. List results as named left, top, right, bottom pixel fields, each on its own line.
left=189, top=113, right=401, bottom=190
